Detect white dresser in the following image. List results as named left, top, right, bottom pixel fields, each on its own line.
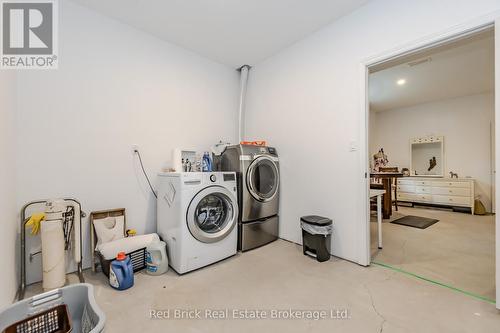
left=396, top=177, right=475, bottom=214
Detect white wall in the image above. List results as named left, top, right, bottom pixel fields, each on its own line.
left=245, top=0, right=500, bottom=263
left=16, top=1, right=239, bottom=281
left=0, top=72, right=18, bottom=307
left=371, top=93, right=495, bottom=211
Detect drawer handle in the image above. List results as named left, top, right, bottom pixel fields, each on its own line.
left=449, top=190, right=452, bottom=193
left=449, top=198, right=453, bottom=201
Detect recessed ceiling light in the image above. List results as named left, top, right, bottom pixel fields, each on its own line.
left=397, top=79, right=406, bottom=86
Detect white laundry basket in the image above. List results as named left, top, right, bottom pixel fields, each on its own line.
left=0, top=283, right=105, bottom=333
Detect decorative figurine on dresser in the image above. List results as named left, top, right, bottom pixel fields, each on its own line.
left=373, top=148, right=389, bottom=172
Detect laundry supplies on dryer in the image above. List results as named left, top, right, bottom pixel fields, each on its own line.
left=202, top=152, right=213, bottom=172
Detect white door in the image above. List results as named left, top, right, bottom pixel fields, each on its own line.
left=495, top=18, right=500, bottom=310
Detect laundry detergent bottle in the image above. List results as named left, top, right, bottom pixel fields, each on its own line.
left=109, top=252, right=134, bottom=290
left=202, top=152, right=212, bottom=172
left=146, top=240, right=168, bottom=275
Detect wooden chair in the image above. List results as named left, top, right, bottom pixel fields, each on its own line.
left=379, top=167, right=399, bottom=211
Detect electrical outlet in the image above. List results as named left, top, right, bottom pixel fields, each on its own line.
left=132, top=144, right=140, bottom=154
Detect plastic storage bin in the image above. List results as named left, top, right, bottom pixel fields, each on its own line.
left=301, top=215, right=333, bottom=262
left=0, top=283, right=105, bottom=333
left=98, top=247, right=147, bottom=277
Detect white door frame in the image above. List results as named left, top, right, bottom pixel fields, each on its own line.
left=495, top=16, right=500, bottom=309
left=357, top=11, right=500, bottom=309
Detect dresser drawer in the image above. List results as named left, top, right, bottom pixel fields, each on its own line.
left=397, top=193, right=418, bottom=201
left=398, top=177, right=432, bottom=186
left=431, top=181, right=471, bottom=188
left=397, top=179, right=415, bottom=185
left=397, top=185, right=415, bottom=193
left=415, top=194, right=432, bottom=202
left=432, top=187, right=470, bottom=197
left=414, top=186, right=432, bottom=194
left=402, top=193, right=432, bottom=202
left=432, top=195, right=470, bottom=206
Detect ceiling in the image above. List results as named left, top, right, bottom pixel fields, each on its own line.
left=70, top=0, right=370, bottom=68
left=369, top=30, right=495, bottom=112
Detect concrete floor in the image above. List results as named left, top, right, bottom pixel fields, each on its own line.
left=26, top=239, right=500, bottom=332
left=371, top=206, right=496, bottom=300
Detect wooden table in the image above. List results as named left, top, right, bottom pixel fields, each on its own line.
left=370, top=189, right=385, bottom=249
left=370, top=172, right=404, bottom=219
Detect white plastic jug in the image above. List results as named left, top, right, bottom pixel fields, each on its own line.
left=146, top=240, right=168, bottom=275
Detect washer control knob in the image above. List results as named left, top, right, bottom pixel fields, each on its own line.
left=210, top=174, right=217, bottom=182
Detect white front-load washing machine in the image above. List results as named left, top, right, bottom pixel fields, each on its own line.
left=157, top=172, right=238, bottom=274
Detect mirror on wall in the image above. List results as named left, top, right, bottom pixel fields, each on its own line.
left=410, top=136, right=444, bottom=177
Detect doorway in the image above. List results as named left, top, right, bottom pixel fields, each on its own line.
left=360, top=21, right=499, bottom=309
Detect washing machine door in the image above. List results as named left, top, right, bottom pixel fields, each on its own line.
left=246, top=156, right=280, bottom=202
left=187, top=186, right=238, bottom=243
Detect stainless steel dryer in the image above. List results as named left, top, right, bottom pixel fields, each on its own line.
left=219, top=144, right=279, bottom=251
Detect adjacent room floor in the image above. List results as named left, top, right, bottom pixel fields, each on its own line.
left=26, top=239, right=499, bottom=332
left=371, top=206, right=496, bottom=301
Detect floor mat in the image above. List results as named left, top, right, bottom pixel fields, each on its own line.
left=390, top=215, right=439, bottom=229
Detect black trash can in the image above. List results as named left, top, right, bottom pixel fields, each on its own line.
left=301, top=215, right=333, bottom=262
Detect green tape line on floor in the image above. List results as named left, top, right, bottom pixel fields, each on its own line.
left=372, top=261, right=496, bottom=305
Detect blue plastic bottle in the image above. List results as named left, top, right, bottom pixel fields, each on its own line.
left=202, top=152, right=212, bottom=172
left=109, top=252, right=134, bottom=290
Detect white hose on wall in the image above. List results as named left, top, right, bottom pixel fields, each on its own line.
left=238, top=65, right=251, bottom=143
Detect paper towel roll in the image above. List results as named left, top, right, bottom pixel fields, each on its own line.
left=41, top=220, right=66, bottom=290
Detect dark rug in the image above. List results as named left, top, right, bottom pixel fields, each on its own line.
left=390, top=215, right=439, bottom=229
